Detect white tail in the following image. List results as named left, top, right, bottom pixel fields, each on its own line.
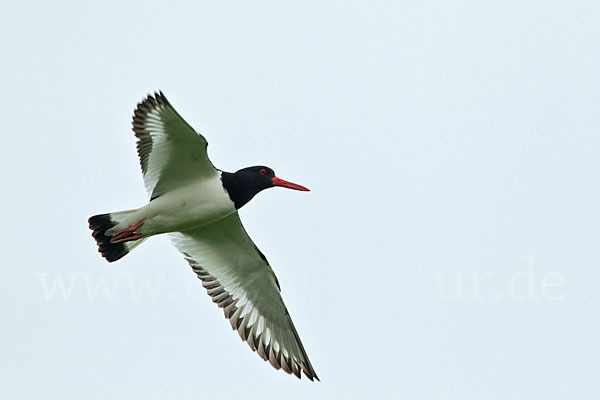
left=88, top=211, right=147, bottom=262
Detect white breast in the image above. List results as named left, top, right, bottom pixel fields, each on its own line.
left=134, top=173, right=236, bottom=235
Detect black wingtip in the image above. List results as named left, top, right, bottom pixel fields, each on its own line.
left=303, top=365, right=319, bottom=382
left=156, top=90, right=170, bottom=106
left=135, top=91, right=168, bottom=110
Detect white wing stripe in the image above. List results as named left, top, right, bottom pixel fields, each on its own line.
left=172, top=212, right=318, bottom=380
left=182, top=253, right=317, bottom=380
left=132, top=92, right=216, bottom=199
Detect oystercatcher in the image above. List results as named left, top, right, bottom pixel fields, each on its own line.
left=88, top=92, right=318, bottom=381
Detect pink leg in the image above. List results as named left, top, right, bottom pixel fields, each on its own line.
left=110, top=220, right=145, bottom=243
left=111, top=233, right=144, bottom=244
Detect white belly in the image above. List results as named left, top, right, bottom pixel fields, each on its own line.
left=131, top=177, right=236, bottom=235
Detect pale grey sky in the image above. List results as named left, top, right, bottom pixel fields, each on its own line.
left=1, top=1, right=599, bottom=399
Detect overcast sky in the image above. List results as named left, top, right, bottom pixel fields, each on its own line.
left=1, top=1, right=599, bottom=399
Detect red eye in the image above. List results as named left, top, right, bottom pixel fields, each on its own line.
left=259, top=169, right=266, bottom=175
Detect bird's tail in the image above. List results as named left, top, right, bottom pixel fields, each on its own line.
left=88, top=211, right=147, bottom=262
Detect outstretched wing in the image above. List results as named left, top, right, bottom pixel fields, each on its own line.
left=170, top=212, right=319, bottom=381
left=132, top=92, right=217, bottom=199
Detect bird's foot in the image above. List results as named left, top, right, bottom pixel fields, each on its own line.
left=110, top=220, right=144, bottom=243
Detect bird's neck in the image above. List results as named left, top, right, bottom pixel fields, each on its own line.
left=221, top=171, right=259, bottom=209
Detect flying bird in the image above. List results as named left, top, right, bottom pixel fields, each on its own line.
left=88, top=92, right=318, bottom=381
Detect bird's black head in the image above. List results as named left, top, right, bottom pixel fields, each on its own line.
left=221, top=165, right=309, bottom=209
